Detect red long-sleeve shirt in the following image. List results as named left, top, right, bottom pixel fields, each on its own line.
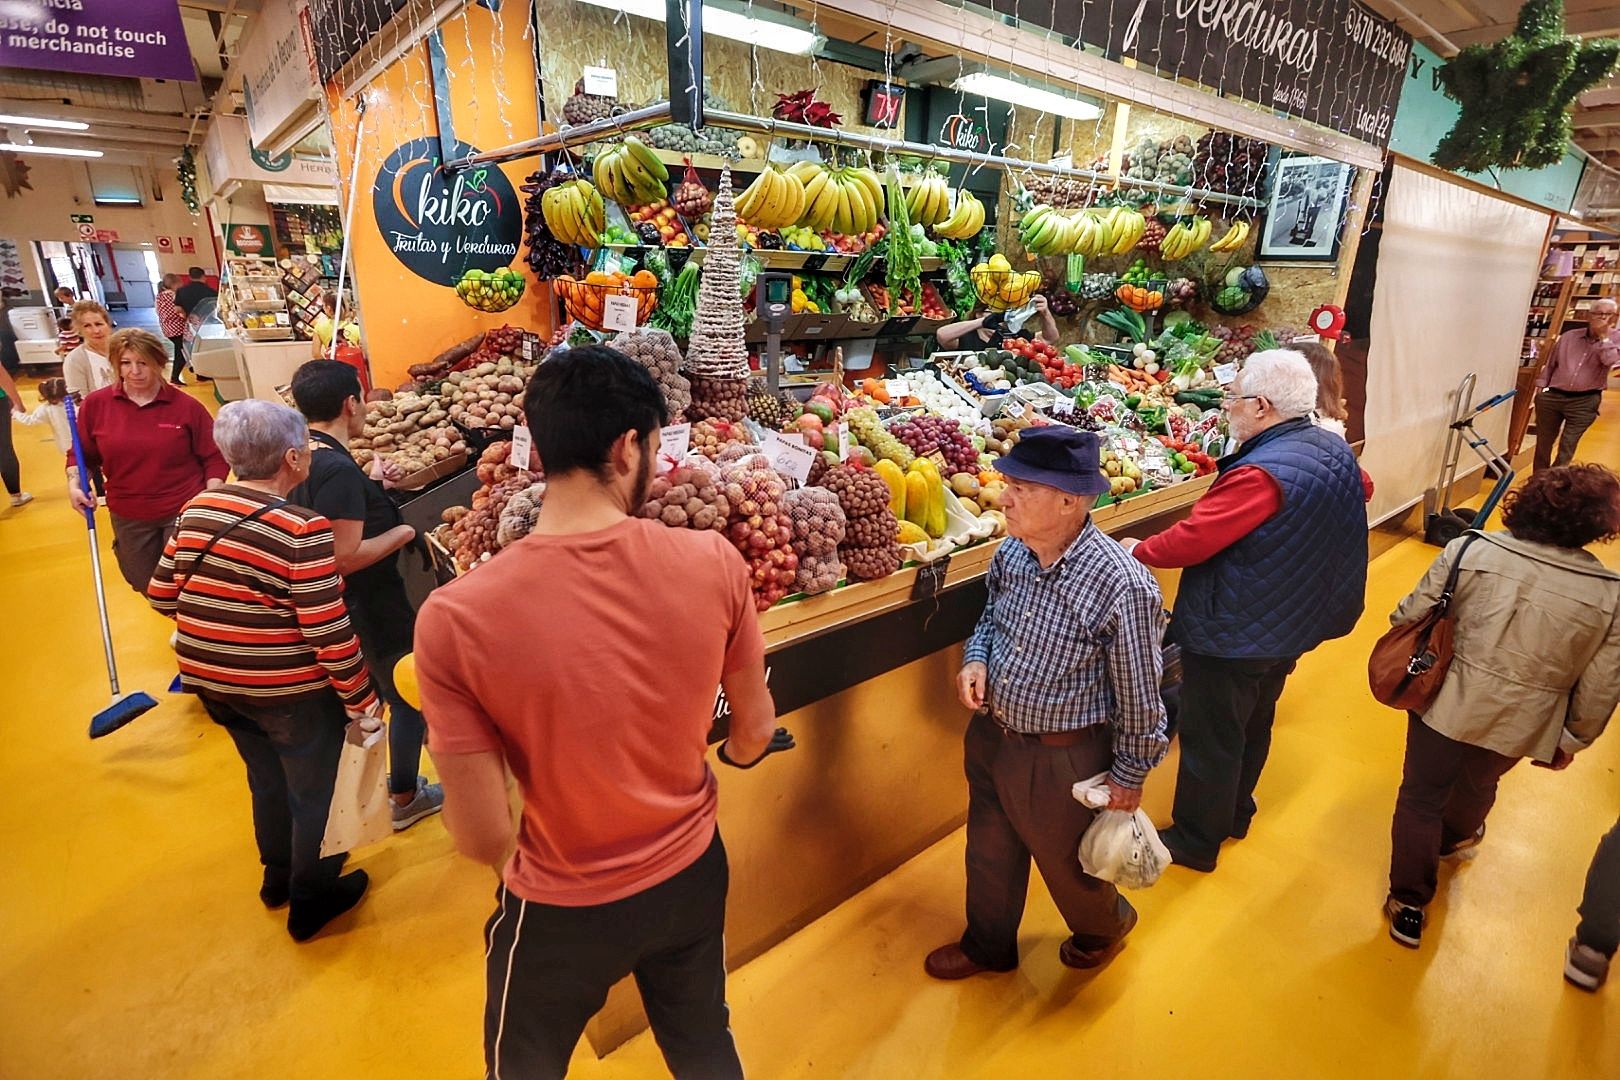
left=1133, top=464, right=1374, bottom=569
left=73, top=382, right=229, bottom=521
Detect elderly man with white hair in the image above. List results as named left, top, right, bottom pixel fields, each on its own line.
left=148, top=399, right=378, bottom=942
left=1121, top=349, right=1369, bottom=872
left=1534, top=296, right=1619, bottom=472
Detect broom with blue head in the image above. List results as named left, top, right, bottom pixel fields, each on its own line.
left=64, top=395, right=158, bottom=738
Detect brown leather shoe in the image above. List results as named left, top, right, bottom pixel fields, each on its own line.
left=1059, top=907, right=1139, bottom=970
left=924, top=943, right=1014, bottom=980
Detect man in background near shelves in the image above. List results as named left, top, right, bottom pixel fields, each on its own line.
left=1535, top=297, right=1620, bottom=472
left=174, top=266, right=217, bottom=318
left=1122, top=350, right=1368, bottom=873
left=290, top=360, right=444, bottom=832
left=414, top=345, right=794, bottom=1079
left=926, top=425, right=1169, bottom=982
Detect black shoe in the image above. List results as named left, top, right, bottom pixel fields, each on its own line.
left=287, top=870, right=369, bottom=942
left=1159, top=826, right=1218, bottom=873
left=1385, top=897, right=1424, bottom=948
left=260, top=868, right=291, bottom=909
left=1059, top=906, right=1140, bottom=969
left=1440, top=824, right=1486, bottom=859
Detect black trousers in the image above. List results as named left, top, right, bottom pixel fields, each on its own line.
left=1169, top=650, right=1299, bottom=864
left=199, top=691, right=347, bottom=905
left=0, top=404, right=19, bottom=495
left=1388, top=715, right=1518, bottom=907
left=482, top=832, right=741, bottom=1080
left=959, top=712, right=1132, bottom=969
left=1577, top=815, right=1620, bottom=957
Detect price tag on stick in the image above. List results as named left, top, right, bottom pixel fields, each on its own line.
left=767, top=432, right=818, bottom=485
left=508, top=422, right=534, bottom=472
left=1213, top=362, right=1239, bottom=387
left=602, top=293, right=638, bottom=332
left=657, top=422, right=691, bottom=474
left=835, top=422, right=851, bottom=461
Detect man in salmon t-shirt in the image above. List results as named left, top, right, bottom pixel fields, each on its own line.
left=415, top=345, right=793, bottom=1079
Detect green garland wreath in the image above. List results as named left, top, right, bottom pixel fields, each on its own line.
left=177, top=146, right=199, bottom=214
left=1433, top=0, right=1619, bottom=173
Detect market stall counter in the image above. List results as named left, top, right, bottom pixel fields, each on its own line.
left=580, top=475, right=1209, bottom=1056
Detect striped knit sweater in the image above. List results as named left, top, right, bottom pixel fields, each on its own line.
left=148, top=486, right=378, bottom=712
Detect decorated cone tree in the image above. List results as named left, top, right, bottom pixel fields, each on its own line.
left=685, top=165, right=751, bottom=421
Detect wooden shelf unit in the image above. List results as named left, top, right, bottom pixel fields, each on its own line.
left=1524, top=231, right=1619, bottom=363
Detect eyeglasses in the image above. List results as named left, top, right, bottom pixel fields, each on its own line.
left=1222, top=393, right=1262, bottom=405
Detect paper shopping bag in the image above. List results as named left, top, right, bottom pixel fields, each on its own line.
left=320, top=719, right=392, bottom=858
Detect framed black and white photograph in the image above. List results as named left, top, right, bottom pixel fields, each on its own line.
left=1259, top=155, right=1353, bottom=262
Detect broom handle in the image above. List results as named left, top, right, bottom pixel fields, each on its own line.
left=64, top=397, right=122, bottom=696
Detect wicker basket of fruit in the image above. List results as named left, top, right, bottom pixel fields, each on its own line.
left=970, top=268, right=1042, bottom=312
left=554, top=270, right=660, bottom=330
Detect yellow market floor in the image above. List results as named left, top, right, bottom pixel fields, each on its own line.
left=2, top=384, right=1618, bottom=1079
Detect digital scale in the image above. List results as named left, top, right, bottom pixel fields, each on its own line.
left=756, top=270, right=794, bottom=392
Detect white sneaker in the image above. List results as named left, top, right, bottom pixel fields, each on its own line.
left=9, top=492, right=33, bottom=508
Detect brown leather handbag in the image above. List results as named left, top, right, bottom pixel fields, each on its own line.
left=1368, top=533, right=1480, bottom=712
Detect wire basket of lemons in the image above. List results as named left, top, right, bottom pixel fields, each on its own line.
left=970, top=255, right=1043, bottom=312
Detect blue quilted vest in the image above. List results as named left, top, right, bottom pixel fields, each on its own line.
left=1172, top=418, right=1367, bottom=660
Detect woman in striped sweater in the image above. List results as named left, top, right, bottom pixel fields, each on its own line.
left=149, top=399, right=379, bottom=942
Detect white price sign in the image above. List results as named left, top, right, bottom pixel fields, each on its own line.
left=835, top=422, right=851, bottom=461
left=1050, top=395, right=1075, bottom=417
left=508, top=423, right=534, bottom=472
left=1004, top=401, right=1027, bottom=419
left=1213, top=362, right=1239, bottom=387
left=884, top=378, right=910, bottom=401
left=767, top=432, right=818, bottom=485
left=602, top=293, right=638, bottom=332
left=657, top=422, right=691, bottom=474
left=582, top=65, right=619, bottom=98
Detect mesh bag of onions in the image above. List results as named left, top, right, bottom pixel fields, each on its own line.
left=720, top=454, right=798, bottom=610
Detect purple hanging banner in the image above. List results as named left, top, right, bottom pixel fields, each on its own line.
left=0, top=0, right=196, bottom=82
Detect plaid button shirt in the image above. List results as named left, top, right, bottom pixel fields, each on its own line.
left=963, top=520, right=1170, bottom=787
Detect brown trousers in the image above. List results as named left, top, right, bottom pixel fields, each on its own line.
left=1388, top=714, right=1518, bottom=908
left=109, top=511, right=176, bottom=596
left=959, top=712, right=1134, bottom=969
left=1533, top=389, right=1602, bottom=471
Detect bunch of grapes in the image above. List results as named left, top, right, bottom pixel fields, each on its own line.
left=887, top=415, right=979, bottom=474
left=1138, top=219, right=1168, bottom=254
left=846, top=406, right=914, bottom=468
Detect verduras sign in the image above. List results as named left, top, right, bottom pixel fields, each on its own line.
left=982, top=0, right=1410, bottom=147
left=371, top=138, right=522, bottom=288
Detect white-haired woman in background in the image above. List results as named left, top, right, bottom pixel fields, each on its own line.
left=1121, top=350, right=1371, bottom=873
left=148, top=399, right=378, bottom=943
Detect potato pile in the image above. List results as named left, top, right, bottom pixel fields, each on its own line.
left=443, top=359, right=531, bottom=432
left=784, top=486, right=846, bottom=596
left=349, top=392, right=464, bottom=478
left=691, top=418, right=752, bottom=461
left=440, top=443, right=541, bottom=571
left=687, top=374, right=748, bottom=423
left=823, top=463, right=901, bottom=581
left=496, top=482, right=546, bottom=548
left=720, top=455, right=798, bottom=610
left=640, top=465, right=731, bottom=531
left=612, top=327, right=692, bottom=417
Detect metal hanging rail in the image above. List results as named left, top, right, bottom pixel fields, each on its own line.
left=448, top=103, right=1263, bottom=210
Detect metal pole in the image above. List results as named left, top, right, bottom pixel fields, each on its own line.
left=449, top=102, right=674, bottom=171
left=330, top=98, right=368, bottom=360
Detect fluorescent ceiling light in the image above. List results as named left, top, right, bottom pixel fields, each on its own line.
left=0, top=142, right=102, bottom=158
left=952, top=73, right=1102, bottom=121
left=573, top=0, right=822, bottom=56
left=0, top=114, right=89, bottom=131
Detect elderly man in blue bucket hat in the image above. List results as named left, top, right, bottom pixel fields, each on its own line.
left=926, top=425, right=1170, bottom=981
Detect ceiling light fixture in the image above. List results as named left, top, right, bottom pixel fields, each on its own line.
left=0, top=113, right=89, bottom=131
left=952, top=72, right=1103, bottom=122
left=0, top=142, right=103, bottom=158
left=572, top=0, right=823, bottom=56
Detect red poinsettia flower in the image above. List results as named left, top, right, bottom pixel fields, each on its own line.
left=773, top=89, right=842, bottom=128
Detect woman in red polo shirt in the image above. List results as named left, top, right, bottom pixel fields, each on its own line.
left=69, top=328, right=228, bottom=594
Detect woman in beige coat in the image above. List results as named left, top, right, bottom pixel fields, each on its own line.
left=1383, top=464, right=1620, bottom=950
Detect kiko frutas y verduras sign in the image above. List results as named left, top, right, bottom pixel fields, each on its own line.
left=984, top=0, right=1411, bottom=147
left=372, top=139, right=523, bottom=288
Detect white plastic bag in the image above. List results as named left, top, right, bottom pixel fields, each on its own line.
left=1071, top=772, right=1171, bottom=889
left=320, top=718, right=392, bottom=858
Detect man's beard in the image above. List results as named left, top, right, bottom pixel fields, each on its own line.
left=629, top=441, right=654, bottom=509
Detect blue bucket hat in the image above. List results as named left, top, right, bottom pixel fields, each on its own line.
left=994, top=424, right=1111, bottom=496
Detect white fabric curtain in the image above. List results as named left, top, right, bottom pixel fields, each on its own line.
left=1360, top=164, right=1551, bottom=524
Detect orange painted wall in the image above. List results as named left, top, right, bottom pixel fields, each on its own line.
left=328, top=2, right=552, bottom=390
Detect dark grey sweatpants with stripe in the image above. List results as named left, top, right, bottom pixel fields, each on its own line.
left=482, top=831, right=742, bottom=1080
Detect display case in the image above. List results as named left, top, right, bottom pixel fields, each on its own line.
left=220, top=255, right=295, bottom=341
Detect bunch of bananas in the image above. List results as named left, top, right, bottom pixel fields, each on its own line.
left=592, top=137, right=669, bottom=206
left=539, top=179, right=605, bottom=248
left=736, top=165, right=808, bottom=229
left=1207, top=219, right=1251, bottom=253
left=905, top=174, right=951, bottom=227
left=1074, top=206, right=1148, bottom=257
left=791, top=163, right=883, bottom=235
left=1018, top=205, right=1077, bottom=257
left=933, top=189, right=985, bottom=240
left=1160, top=216, right=1213, bottom=260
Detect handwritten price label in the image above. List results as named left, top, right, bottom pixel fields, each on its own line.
left=602, top=293, right=638, bottom=332
left=508, top=423, right=534, bottom=472
left=1213, top=363, right=1239, bottom=387
left=835, top=422, right=851, bottom=461
left=1004, top=400, right=1027, bottom=419
left=657, top=422, right=691, bottom=474
left=885, top=378, right=910, bottom=401
left=767, top=432, right=818, bottom=484
left=583, top=66, right=619, bottom=97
